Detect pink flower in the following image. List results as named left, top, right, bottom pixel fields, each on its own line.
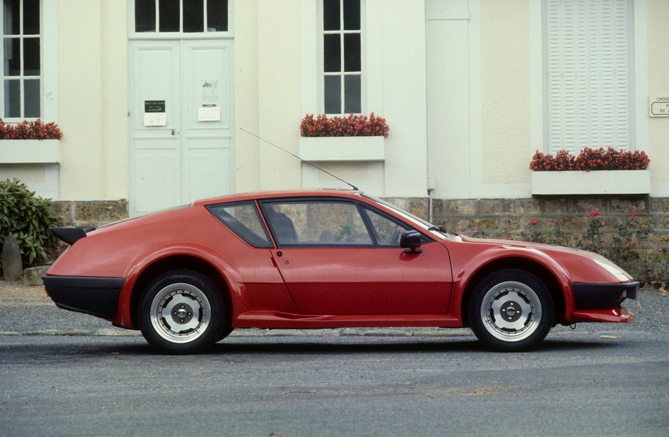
left=529, top=219, right=537, bottom=225
left=654, top=271, right=658, bottom=276
left=656, top=247, right=661, bottom=251
left=588, top=210, right=601, bottom=218
left=627, top=211, right=637, bottom=217
left=599, top=220, right=606, bottom=226
left=629, top=242, right=637, bottom=248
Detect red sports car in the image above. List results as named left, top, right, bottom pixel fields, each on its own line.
left=43, top=190, right=636, bottom=353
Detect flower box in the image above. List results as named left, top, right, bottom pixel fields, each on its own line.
left=299, top=136, right=385, bottom=162
left=0, top=139, right=60, bottom=164
left=531, top=170, right=651, bottom=195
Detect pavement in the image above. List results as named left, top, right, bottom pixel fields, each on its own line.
left=1, top=280, right=668, bottom=338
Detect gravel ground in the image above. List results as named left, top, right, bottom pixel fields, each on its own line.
left=1, top=280, right=667, bottom=338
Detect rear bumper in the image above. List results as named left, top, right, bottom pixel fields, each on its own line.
left=42, top=276, right=125, bottom=319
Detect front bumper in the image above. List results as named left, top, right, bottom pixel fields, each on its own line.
left=42, top=276, right=125, bottom=319
left=571, top=281, right=638, bottom=310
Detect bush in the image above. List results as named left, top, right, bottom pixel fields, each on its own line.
left=300, top=113, right=389, bottom=138
left=0, top=179, right=58, bottom=271
left=530, top=147, right=649, bottom=171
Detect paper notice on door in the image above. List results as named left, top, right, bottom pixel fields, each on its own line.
left=198, top=106, right=221, bottom=122
left=144, top=113, right=167, bottom=126
left=202, top=80, right=219, bottom=103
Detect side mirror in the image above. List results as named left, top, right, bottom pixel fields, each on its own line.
left=400, top=230, right=422, bottom=254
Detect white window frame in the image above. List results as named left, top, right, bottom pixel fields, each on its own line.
left=128, top=0, right=234, bottom=40
left=317, top=0, right=366, bottom=115
left=0, top=0, right=57, bottom=122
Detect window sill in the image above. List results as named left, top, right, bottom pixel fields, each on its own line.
left=531, top=169, right=651, bottom=195
left=0, top=139, right=60, bottom=164
left=299, top=136, right=385, bottom=162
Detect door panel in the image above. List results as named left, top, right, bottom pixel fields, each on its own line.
left=271, top=243, right=452, bottom=315
left=129, top=41, right=181, bottom=215
left=182, top=40, right=234, bottom=204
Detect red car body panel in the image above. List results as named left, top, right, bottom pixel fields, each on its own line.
left=44, top=190, right=636, bottom=333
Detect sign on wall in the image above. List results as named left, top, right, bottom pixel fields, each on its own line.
left=144, top=100, right=167, bottom=126
left=650, top=96, right=669, bottom=117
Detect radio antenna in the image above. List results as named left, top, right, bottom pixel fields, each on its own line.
left=240, top=128, right=359, bottom=191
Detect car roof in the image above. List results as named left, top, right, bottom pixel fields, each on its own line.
left=191, top=189, right=362, bottom=206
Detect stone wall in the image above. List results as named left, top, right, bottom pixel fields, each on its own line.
left=49, top=196, right=669, bottom=250
left=428, top=195, right=669, bottom=249
left=52, top=200, right=129, bottom=228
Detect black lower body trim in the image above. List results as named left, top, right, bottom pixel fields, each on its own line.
left=42, top=276, right=125, bottom=319
left=571, top=282, right=638, bottom=310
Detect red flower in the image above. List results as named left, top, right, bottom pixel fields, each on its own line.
left=529, top=219, right=537, bottom=225
left=588, top=210, right=601, bottom=218
left=627, top=211, right=637, bottom=217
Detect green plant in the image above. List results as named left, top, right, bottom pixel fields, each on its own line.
left=577, top=210, right=605, bottom=253
left=520, top=219, right=545, bottom=243
left=0, top=178, right=58, bottom=271
left=335, top=222, right=358, bottom=243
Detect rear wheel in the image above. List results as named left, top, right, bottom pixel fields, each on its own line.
left=138, top=270, right=226, bottom=354
left=469, top=269, right=554, bottom=352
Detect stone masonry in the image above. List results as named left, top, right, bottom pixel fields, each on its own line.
left=49, top=196, right=669, bottom=250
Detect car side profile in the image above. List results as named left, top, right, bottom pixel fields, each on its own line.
left=43, top=190, right=637, bottom=353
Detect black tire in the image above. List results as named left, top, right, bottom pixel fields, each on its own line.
left=138, top=270, right=227, bottom=354
left=468, top=269, right=554, bottom=352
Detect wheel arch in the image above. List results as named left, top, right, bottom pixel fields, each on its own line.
left=459, top=257, right=566, bottom=327
left=128, top=255, right=233, bottom=329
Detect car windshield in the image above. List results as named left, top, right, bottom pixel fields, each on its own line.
left=360, top=193, right=453, bottom=240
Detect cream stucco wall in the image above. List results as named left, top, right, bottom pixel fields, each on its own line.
left=648, top=0, right=669, bottom=188
left=234, top=1, right=260, bottom=193
left=256, top=0, right=302, bottom=191
left=480, top=0, right=531, bottom=186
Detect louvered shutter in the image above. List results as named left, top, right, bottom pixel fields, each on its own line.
left=545, top=0, right=634, bottom=154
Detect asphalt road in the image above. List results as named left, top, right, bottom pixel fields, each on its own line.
left=0, top=283, right=668, bottom=437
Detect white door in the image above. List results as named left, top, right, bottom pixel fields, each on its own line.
left=129, top=39, right=234, bottom=216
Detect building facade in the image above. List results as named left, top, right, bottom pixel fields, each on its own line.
left=1, top=0, right=668, bottom=233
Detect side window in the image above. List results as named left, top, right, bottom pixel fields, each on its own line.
left=207, top=201, right=273, bottom=248
left=262, top=200, right=372, bottom=246
left=362, top=207, right=411, bottom=246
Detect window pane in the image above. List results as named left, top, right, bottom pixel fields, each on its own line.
left=23, top=37, right=39, bottom=75
left=344, top=33, right=360, bottom=71
left=23, top=0, right=40, bottom=34
left=344, top=75, right=361, bottom=114
left=4, top=38, right=20, bottom=76
left=4, top=79, right=19, bottom=117
left=24, top=78, right=39, bottom=117
left=3, top=0, right=19, bottom=35
left=135, top=0, right=156, bottom=32
left=323, top=34, right=340, bottom=72
left=159, top=0, right=179, bottom=32
left=208, top=202, right=272, bottom=248
left=363, top=208, right=409, bottom=245
left=343, top=0, right=360, bottom=30
left=183, top=0, right=203, bottom=32
left=324, top=76, right=340, bottom=114
left=323, top=0, right=340, bottom=31
left=207, top=0, right=228, bottom=32
left=264, top=202, right=372, bottom=246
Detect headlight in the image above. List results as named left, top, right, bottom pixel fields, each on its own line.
left=594, top=258, right=631, bottom=282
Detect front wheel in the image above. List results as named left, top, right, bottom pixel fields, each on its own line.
left=469, top=269, right=554, bottom=352
left=138, top=270, right=227, bottom=354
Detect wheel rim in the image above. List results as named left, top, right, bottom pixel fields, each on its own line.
left=149, top=283, right=211, bottom=344
left=480, top=281, right=542, bottom=343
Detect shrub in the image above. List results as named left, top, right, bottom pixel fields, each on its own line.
left=300, top=113, right=389, bottom=138
left=530, top=147, right=649, bottom=171
left=0, top=118, right=63, bottom=140
left=0, top=179, right=58, bottom=271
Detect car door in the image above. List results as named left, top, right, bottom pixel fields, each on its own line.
left=260, top=198, right=453, bottom=315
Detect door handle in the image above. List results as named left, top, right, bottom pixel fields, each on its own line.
left=172, top=129, right=176, bottom=135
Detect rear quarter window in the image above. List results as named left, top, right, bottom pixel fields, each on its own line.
left=207, top=202, right=273, bottom=248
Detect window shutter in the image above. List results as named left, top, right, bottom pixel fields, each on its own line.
left=545, top=0, right=633, bottom=154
